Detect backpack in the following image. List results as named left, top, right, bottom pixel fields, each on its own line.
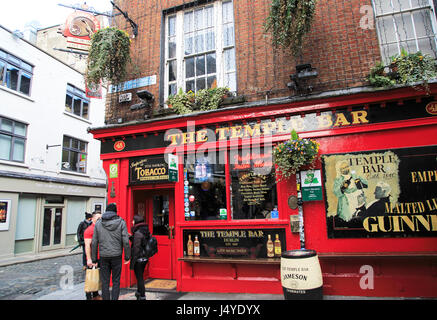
left=77, top=220, right=91, bottom=245
left=143, top=235, right=158, bottom=259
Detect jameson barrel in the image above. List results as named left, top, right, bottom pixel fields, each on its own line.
left=281, top=249, right=323, bottom=300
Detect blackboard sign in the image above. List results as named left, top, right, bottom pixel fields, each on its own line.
left=129, top=156, right=169, bottom=184
left=183, top=228, right=286, bottom=259
left=323, top=145, right=437, bottom=238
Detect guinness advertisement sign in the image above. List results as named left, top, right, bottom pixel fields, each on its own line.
left=129, top=156, right=169, bottom=184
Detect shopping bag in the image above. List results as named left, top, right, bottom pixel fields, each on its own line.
left=84, top=267, right=101, bottom=292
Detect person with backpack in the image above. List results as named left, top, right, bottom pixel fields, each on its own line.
left=91, top=203, right=130, bottom=300
left=77, top=212, right=93, bottom=270
left=130, top=215, right=151, bottom=300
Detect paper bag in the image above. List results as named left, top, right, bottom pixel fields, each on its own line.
left=84, top=267, right=101, bottom=292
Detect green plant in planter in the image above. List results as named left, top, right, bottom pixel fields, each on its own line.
left=166, top=87, right=230, bottom=114
left=264, top=0, right=316, bottom=56
left=166, top=88, right=195, bottom=115
left=195, top=87, right=230, bottom=111
left=368, top=50, right=437, bottom=91
left=273, top=130, right=320, bottom=181
left=86, top=27, right=131, bottom=86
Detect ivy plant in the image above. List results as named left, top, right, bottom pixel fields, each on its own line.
left=264, top=0, right=316, bottom=56
left=85, top=27, right=132, bottom=86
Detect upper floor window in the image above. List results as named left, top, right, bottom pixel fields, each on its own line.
left=65, top=84, right=89, bottom=119
left=62, top=136, right=87, bottom=174
left=165, top=1, right=237, bottom=101
left=0, top=49, right=33, bottom=96
left=373, top=0, right=437, bottom=63
left=0, top=116, right=27, bottom=163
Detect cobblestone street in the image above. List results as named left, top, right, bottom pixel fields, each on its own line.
left=0, top=253, right=85, bottom=300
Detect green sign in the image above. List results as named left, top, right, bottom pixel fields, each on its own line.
left=109, top=163, right=118, bottom=178
left=168, top=154, right=178, bottom=182
left=300, top=170, right=323, bottom=202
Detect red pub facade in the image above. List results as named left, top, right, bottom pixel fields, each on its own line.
left=90, top=0, right=437, bottom=298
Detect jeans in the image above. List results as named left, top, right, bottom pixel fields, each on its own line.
left=134, top=260, right=148, bottom=298
left=100, top=256, right=123, bottom=300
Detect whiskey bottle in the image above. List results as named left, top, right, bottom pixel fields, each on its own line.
left=274, top=234, right=282, bottom=257
left=194, top=235, right=200, bottom=256
left=267, top=234, right=274, bottom=258
left=187, top=234, right=194, bottom=256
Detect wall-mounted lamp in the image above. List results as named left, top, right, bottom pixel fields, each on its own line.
left=287, top=63, right=318, bottom=96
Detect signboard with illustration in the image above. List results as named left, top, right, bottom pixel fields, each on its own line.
left=322, top=146, right=437, bottom=238
left=129, top=156, right=169, bottom=184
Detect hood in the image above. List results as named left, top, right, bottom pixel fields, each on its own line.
left=132, top=222, right=150, bottom=237
left=101, top=211, right=122, bottom=231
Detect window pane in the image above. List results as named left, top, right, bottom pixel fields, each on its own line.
left=62, top=149, right=70, bottom=170
left=184, top=35, right=193, bottom=55
left=223, top=25, right=235, bottom=47
left=63, top=136, right=70, bottom=148
left=230, top=149, right=277, bottom=220
left=206, top=53, right=216, bottom=74
left=186, top=57, right=195, bottom=78
left=184, top=153, right=227, bottom=221
left=225, top=72, right=237, bottom=92
left=224, top=48, right=235, bottom=71
left=70, top=151, right=79, bottom=171
left=195, top=9, right=203, bottom=30
left=196, top=77, right=206, bottom=91
left=65, top=94, right=72, bottom=112
left=13, top=138, right=25, bottom=162
left=168, top=16, right=176, bottom=36
left=0, top=61, right=5, bottom=85
left=205, top=31, right=215, bottom=51
left=169, top=37, right=176, bottom=59
left=413, top=10, right=434, bottom=37
left=373, top=0, right=393, bottom=15
left=194, top=33, right=204, bottom=53
left=19, top=72, right=31, bottom=95
left=82, top=101, right=89, bottom=119
left=1, top=119, right=13, bottom=132
left=418, top=37, right=437, bottom=58
left=186, top=80, right=195, bottom=92
left=222, top=1, right=234, bottom=23
left=394, top=14, right=414, bottom=41
left=0, top=134, right=11, bottom=160
left=392, top=0, right=411, bottom=11
left=169, top=83, right=177, bottom=96
left=73, top=98, right=82, bottom=116
left=169, top=60, right=177, bottom=82
left=6, top=65, right=19, bottom=90
left=14, top=122, right=26, bottom=136
left=377, top=17, right=397, bottom=43
left=71, top=138, right=79, bottom=150
left=196, top=55, right=205, bottom=76
left=184, top=12, right=194, bottom=33
left=205, top=6, right=214, bottom=27
left=207, top=76, right=217, bottom=88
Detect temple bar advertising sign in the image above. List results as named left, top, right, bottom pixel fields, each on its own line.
left=183, top=228, right=286, bottom=259
left=322, top=145, right=437, bottom=238
left=129, top=156, right=169, bottom=184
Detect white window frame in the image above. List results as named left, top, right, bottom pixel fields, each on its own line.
left=372, top=0, right=437, bottom=63
left=164, top=0, right=236, bottom=104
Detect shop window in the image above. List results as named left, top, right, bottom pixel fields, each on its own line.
left=0, top=49, right=33, bottom=96
left=65, top=84, right=90, bottom=119
left=373, top=0, right=437, bottom=63
left=184, top=152, right=227, bottom=220
left=61, top=135, right=87, bottom=174
left=164, top=0, right=237, bottom=102
left=230, top=148, right=278, bottom=220
left=0, top=116, right=27, bottom=162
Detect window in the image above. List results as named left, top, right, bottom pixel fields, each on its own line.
left=65, top=84, right=89, bottom=119
left=230, top=149, right=278, bottom=220
left=373, top=0, right=437, bottom=63
left=184, top=152, right=227, bottom=221
left=62, top=136, right=87, bottom=173
left=0, top=116, right=27, bottom=162
left=165, top=1, right=237, bottom=100
left=0, top=49, right=33, bottom=95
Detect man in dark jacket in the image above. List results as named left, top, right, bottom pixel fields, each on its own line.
left=91, top=203, right=130, bottom=300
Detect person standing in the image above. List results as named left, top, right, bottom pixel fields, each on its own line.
left=77, top=212, right=93, bottom=270
left=130, top=215, right=151, bottom=300
left=91, top=203, right=130, bottom=300
left=84, top=211, right=102, bottom=300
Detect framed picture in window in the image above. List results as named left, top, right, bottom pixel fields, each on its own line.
left=93, top=203, right=103, bottom=214
left=0, top=200, right=11, bottom=231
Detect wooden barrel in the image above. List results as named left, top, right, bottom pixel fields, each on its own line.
left=281, top=249, right=323, bottom=300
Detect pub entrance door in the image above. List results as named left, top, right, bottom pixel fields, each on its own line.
left=133, top=189, right=175, bottom=280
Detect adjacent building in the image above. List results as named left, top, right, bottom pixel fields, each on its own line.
left=90, top=0, right=437, bottom=297
left=0, top=25, right=106, bottom=260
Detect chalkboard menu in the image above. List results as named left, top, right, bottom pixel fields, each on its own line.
left=183, top=228, right=286, bottom=259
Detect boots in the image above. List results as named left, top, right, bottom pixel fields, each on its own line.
left=135, top=291, right=146, bottom=300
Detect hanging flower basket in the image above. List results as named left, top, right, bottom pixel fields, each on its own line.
left=273, top=130, right=320, bottom=181
left=85, top=27, right=132, bottom=86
